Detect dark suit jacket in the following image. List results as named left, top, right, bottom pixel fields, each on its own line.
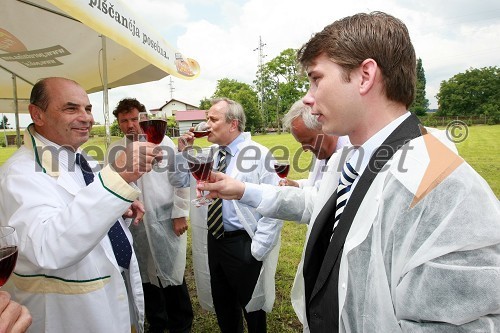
left=303, top=114, right=422, bottom=332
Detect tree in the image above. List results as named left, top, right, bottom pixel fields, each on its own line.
left=166, top=116, right=177, bottom=129
left=199, top=98, right=211, bottom=110
left=255, top=48, right=309, bottom=128
left=0, top=115, right=9, bottom=129
left=200, top=48, right=308, bottom=132
left=410, top=58, right=429, bottom=116
left=211, top=78, right=262, bottom=131
left=436, top=66, right=500, bottom=118
left=110, top=119, right=121, bottom=137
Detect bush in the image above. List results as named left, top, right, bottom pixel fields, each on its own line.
left=250, top=126, right=256, bottom=136
left=491, top=113, right=500, bottom=125
left=110, top=121, right=121, bottom=137
left=90, top=125, right=107, bottom=137
left=419, top=115, right=437, bottom=127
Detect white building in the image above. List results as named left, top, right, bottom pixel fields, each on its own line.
left=150, top=99, right=207, bottom=136
left=175, top=110, right=207, bottom=134
left=151, top=98, right=199, bottom=117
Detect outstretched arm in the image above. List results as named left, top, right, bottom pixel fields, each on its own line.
left=198, top=171, right=245, bottom=200
left=199, top=172, right=313, bottom=223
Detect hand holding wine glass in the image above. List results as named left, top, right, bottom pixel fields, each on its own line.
left=0, top=226, right=18, bottom=288
left=187, top=148, right=215, bottom=207
left=274, top=160, right=290, bottom=186
left=0, top=290, right=32, bottom=332
left=178, top=121, right=211, bottom=152
left=192, top=121, right=211, bottom=138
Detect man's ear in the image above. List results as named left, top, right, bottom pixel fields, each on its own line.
left=29, top=104, right=44, bottom=126
left=359, top=58, right=377, bottom=95
left=229, top=119, right=239, bottom=132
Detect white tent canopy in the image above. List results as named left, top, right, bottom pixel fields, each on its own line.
left=1, top=0, right=200, bottom=146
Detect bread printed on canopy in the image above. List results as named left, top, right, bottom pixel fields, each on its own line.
left=175, top=53, right=199, bottom=77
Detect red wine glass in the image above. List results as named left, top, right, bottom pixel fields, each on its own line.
left=139, top=111, right=168, bottom=144
left=0, top=226, right=18, bottom=288
left=274, top=160, right=290, bottom=186
left=139, top=111, right=167, bottom=167
left=187, top=148, right=215, bottom=207
left=193, top=121, right=211, bottom=138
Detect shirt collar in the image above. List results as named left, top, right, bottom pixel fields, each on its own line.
left=221, top=132, right=245, bottom=157
left=24, top=123, right=82, bottom=176
left=349, top=112, right=411, bottom=175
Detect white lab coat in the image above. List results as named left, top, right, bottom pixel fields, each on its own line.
left=106, top=137, right=190, bottom=287
left=171, top=132, right=283, bottom=313
left=296, top=157, right=326, bottom=189
left=0, top=126, right=144, bottom=333
left=252, top=129, right=500, bottom=332
left=246, top=156, right=339, bottom=330
left=244, top=153, right=340, bottom=329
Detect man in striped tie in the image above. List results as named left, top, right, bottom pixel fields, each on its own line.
left=175, top=98, right=283, bottom=333
left=199, top=12, right=500, bottom=333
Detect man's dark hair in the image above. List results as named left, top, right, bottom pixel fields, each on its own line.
left=30, top=77, right=79, bottom=111
left=112, top=98, right=147, bottom=118
left=298, top=11, right=416, bottom=108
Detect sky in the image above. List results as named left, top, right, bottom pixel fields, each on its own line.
left=13, top=0, right=500, bottom=127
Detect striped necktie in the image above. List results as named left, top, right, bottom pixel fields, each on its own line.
left=207, top=148, right=227, bottom=239
left=76, top=153, right=132, bottom=269
left=332, top=161, right=359, bottom=237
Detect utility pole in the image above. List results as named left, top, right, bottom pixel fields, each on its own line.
left=273, top=73, right=285, bottom=135
left=168, top=76, right=175, bottom=100
left=253, top=36, right=266, bottom=127
left=276, top=76, right=280, bottom=134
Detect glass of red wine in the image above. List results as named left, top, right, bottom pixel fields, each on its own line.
left=274, top=160, right=290, bottom=186
left=187, top=147, right=215, bottom=207
left=139, top=111, right=168, bottom=167
left=0, top=226, right=18, bottom=288
left=139, top=111, right=168, bottom=144
left=193, top=121, right=211, bottom=138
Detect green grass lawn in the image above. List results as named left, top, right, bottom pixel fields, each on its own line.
left=454, top=125, right=500, bottom=196
left=0, top=125, right=498, bottom=332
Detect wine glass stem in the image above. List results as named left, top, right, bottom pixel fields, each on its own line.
left=198, top=180, right=205, bottom=199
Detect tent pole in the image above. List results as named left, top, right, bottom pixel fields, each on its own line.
left=11, top=75, right=21, bottom=148
left=101, top=35, right=111, bottom=149
left=2, top=113, right=7, bottom=147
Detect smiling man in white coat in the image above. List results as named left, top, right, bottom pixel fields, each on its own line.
left=198, top=12, right=500, bottom=333
left=0, top=77, right=160, bottom=333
